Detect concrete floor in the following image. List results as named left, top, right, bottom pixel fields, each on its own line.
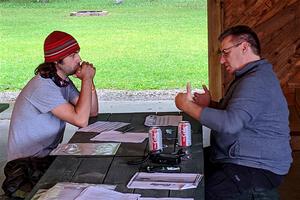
left=0, top=101, right=299, bottom=199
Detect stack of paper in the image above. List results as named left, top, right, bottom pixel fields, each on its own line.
left=34, top=182, right=141, bottom=200
left=33, top=182, right=116, bottom=200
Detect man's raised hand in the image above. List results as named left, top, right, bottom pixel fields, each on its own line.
left=193, top=84, right=211, bottom=107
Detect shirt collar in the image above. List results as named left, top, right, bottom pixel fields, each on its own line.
left=235, top=59, right=267, bottom=77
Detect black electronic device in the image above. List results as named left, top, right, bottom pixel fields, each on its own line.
left=146, top=165, right=181, bottom=173
left=127, top=149, right=186, bottom=166
left=149, top=153, right=181, bottom=165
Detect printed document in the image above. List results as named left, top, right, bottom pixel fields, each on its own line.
left=33, top=182, right=141, bottom=200
left=78, top=121, right=130, bottom=133
left=74, top=186, right=140, bottom=200
left=91, top=130, right=148, bottom=143
left=127, top=172, right=203, bottom=190
left=144, top=115, right=182, bottom=126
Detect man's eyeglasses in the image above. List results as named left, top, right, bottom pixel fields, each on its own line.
left=218, top=42, right=243, bottom=57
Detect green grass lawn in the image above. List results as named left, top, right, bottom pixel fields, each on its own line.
left=0, top=0, right=207, bottom=91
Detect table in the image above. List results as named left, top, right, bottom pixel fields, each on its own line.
left=0, top=103, right=9, bottom=113
left=26, top=112, right=204, bottom=199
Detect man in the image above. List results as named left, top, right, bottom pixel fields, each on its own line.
left=2, top=31, right=98, bottom=198
left=175, top=25, right=292, bottom=199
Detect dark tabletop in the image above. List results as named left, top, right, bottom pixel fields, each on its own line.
left=26, top=112, right=204, bottom=200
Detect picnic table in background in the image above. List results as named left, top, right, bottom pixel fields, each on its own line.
left=0, top=103, right=9, bottom=113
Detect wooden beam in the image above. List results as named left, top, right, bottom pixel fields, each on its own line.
left=207, top=0, right=223, bottom=101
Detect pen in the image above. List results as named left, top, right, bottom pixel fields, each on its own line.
left=122, top=126, right=134, bottom=134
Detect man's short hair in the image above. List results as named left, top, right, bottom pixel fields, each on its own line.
left=218, top=25, right=261, bottom=56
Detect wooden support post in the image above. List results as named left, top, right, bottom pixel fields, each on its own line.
left=207, top=0, right=223, bottom=101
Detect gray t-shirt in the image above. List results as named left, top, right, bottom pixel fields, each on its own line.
left=7, top=75, right=79, bottom=161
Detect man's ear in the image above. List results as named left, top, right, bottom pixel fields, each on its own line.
left=243, top=42, right=250, bottom=52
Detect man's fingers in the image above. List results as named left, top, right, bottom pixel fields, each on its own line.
left=186, top=82, right=191, bottom=95
left=192, top=96, right=197, bottom=101
left=194, top=92, right=200, bottom=97
left=202, top=85, right=209, bottom=92
left=186, top=82, right=193, bottom=101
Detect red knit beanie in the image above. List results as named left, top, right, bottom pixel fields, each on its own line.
left=44, top=31, right=80, bottom=62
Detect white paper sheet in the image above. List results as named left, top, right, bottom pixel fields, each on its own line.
left=50, top=143, right=120, bottom=156
left=75, top=186, right=141, bottom=200
left=90, top=130, right=148, bottom=143
left=78, top=121, right=130, bottom=133
left=144, top=115, right=183, bottom=126
left=35, top=182, right=116, bottom=200
left=127, top=172, right=203, bottom=190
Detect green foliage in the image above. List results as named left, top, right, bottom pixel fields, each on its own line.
left=0, top=0, right=207, bottom=91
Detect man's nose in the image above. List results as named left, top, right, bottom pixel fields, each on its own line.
left=219, top=55, right=225, bottom=64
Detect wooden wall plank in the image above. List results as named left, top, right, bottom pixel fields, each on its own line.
left=224, top=0, right=298, bottom=28
left=210, top=0, right=300, bottom=105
